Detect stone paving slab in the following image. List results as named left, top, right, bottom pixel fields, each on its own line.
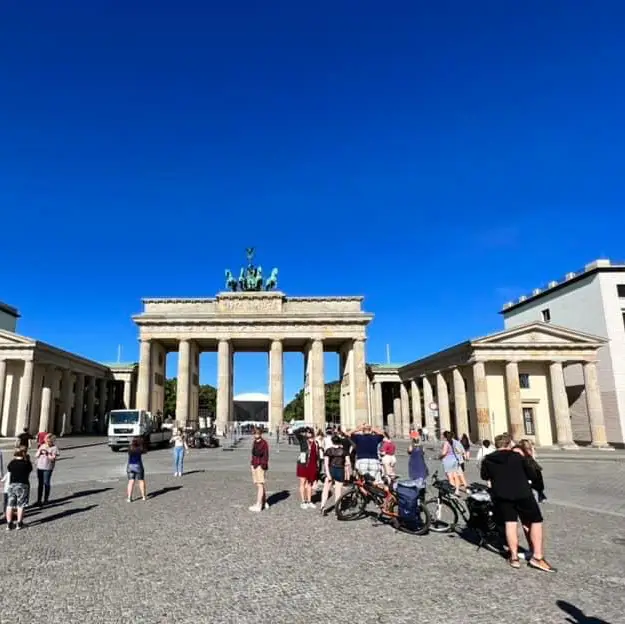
left=0, top=445, right=623, bottom=623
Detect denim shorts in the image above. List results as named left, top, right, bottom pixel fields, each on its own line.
left=127, top=464, right=145, bottom=480
left=7, top=483, right=30, bottom=509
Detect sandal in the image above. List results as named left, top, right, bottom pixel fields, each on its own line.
left=528, top=557, right=557, bottom=573
left=509, top=558, right=521, bottom=569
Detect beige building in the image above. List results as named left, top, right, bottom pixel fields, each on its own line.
left=368, top=322, right=612, bottom=449
left=501, top=259, right=625, bottom=446
left=0, top=303, right=138, bottom=437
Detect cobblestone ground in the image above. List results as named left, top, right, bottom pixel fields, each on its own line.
left=0, top=441, right=623, bottom=623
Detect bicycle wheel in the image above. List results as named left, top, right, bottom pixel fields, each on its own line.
left=335, top=488, right=368, bottom=521
left=424, top=497, right=458, bottom=533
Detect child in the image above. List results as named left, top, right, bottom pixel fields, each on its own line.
left=6, top=446, right=32, bottom=530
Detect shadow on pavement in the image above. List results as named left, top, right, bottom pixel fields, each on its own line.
left=149, top=486, right=182, bottom=499
left=182, top=470, right=206, bottom=476
left=557, top=600, right=612, bottom=623
left=51, top=487, right=114, bottom=505
left=267, top=490, right=290, bottom=506
left=29, top=504, right=98, bottom=526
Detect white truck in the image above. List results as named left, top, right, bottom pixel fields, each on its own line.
left=107, top=409, right=173, bottom=452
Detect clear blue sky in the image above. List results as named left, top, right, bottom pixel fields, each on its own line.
left=2, top=1, right=624, bottom=401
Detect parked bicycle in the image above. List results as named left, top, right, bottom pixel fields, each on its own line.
left=335, top=471, right=430, bottom=535
left=424, top=471, right=506, bottom=553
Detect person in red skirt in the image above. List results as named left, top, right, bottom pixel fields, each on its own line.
left=295, top=427, right=318, bottom=509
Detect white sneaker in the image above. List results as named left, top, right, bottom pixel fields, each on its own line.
left=249, top=504, right=262, bottom=513
left=300, top=502, right=309, bottom=510
left=263, top=503, right=270, bottom=510
left=306, top=502, right=316, bottom=509
left=127, top=497, right=132, bottom=503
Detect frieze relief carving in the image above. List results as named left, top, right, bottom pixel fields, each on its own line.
left=217, top=296, right=283, bottom=315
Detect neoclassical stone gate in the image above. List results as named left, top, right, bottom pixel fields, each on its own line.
left=132, top=291, right=373, bottom=432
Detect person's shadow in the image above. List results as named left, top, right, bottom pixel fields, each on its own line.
left=556, top=600, right=612, bottom=624
left=148, top=486, right=182, bottom=499
left=266, top=490, right=290, bottom=506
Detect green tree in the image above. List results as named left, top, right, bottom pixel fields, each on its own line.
left=283, top=380, right=341, bottom=423
left=164, top=378, right=217, bottom=418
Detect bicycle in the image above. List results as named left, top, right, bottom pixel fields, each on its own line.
left=424, top=471, right=506, bottom=553
left=335, top=471, right=430, bottom=535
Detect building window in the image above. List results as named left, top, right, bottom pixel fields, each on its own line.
left=519, top=373, right=530, bottom=389
left=522, top=407, right=535, bottom=435
left=541, top=308, right=551, bottom=322
left=617, top=284, right=625, bottom=298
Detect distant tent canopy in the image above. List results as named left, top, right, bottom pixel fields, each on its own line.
left=233, top=392, right=269, bottom=423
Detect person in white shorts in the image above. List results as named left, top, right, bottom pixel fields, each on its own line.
left=380, top=432, right=397, bottom=477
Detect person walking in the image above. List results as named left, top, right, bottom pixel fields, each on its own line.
left=126, top=437, right=147, bottom=502
left=249, top=427, right=269, bottom=512
left=460, top=433, right=471, bottom=470
left=170, top=429, right=188, bottom=477
left=476, top=439, right=495, bottom=466
left=439, top=431, right=466, bottom=495
left=481, top=433, right=555, bottom=572
left=16, top=428, right=31, bottom=449
left=35, top=434, right=59, bottom=507
left=6, top=446, right=32, bottom=530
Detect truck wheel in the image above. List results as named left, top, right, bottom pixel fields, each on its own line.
left=110, top=446, right=120, bottom=453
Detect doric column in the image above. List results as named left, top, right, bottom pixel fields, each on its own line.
left=452, top=367, right=469, bottom=439
left=85, top=376, right=96, bottom=433
left=269, top=339, right=284, bottom=431
left=339, top=347, right=353, bottom=429
left=549, top=361, right=577, bottom=449
left=15, top=359, right=35, bottom=436
left=176, top=339, right=191, bottom=426
left=72, top=373, right=85, bottom=433
left=123, top=379, right=132, bottom=409
left=59, top=369, right=72, bottom=437
left=422, top=375, right=436, bottom=435
left=472, top=361, right=491, bottom=441
left=373, top=381, right=383, bottom=428
left=436, top=372, right=451, bottom=433
left=583, top=361, right=613, bottom=449
left=136, top=339, right=152, bottom=412
left=310, top=339, right=326, bottom=430
left=393, top=394, right=402, bottom=437
left=505, top=361, right=524, bottom=442
left=0, top=359, right=7, bottom=433
left=352, top=338, right=368, bottom=425
left=39, top=367, right=54, bottom=433
left=410, top=379, right=422, bottom=429
left=216, top=339, right=232, bottom=435
left=400, top=382, right=410, bottom=438
left=98, top=378, right=108, bottom=433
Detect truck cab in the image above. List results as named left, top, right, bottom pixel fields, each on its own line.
left=107, top=409, right=172, bottom=451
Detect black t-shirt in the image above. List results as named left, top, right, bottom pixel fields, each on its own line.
left=8, top=458, right=33, bottom=485
left=480, top=450, right=533, bottom=501
left=325, top=446, right=347, bottom=469
left=17, top=433, right=30, bottom=447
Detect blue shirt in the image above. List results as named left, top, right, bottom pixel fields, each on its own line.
left=127, top=451, right=143, bottom=467
left=351, top=433, right=383, bottom=460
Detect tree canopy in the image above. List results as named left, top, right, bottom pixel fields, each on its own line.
left=283, top=380, right=340, bottom=423
left=164, top=377, right=340, bottom=423
left=164, top=378, right=217, bottom=418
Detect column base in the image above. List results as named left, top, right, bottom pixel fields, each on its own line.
left=590, top=441, right=615, bottom=450
left=557, top=442, right=580, bottom=451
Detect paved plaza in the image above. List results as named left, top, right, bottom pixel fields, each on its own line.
left=0, top=440, right=624, bottom=623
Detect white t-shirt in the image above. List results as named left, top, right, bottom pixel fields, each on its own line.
left=172, top=435, right=186, bottom=448
left=476, top=446, right=495, bottom=461
left=324, top=435, right=334, bottom=450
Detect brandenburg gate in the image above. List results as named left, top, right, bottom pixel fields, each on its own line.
left=132, top=250, right=373, bottom=432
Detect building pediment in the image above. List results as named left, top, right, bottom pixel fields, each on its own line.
left=471, top=322, right=607, bottom=349
left=0, top=329, right=36, bottom=348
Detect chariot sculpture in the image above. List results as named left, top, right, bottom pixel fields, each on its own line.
left=224, top=248, right=279, bottom=292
